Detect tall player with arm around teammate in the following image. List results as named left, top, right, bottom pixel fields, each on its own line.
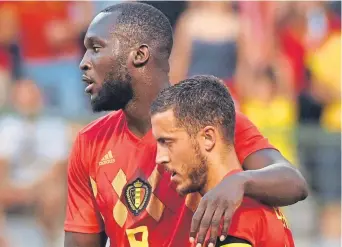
left=151, top=75, right=295, bottom=247
left=64, top=3, right=307, bottom=247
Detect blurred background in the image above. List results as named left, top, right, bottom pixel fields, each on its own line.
left=0, top=1, right=340, bottom=247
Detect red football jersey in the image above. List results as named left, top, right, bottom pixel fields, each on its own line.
left=213, top=169, right=295, bottom=247
left=64, top=110, right=276, bottom=247
left=218, top=197, right=295, bottom=247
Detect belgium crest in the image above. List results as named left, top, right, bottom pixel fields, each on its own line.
left=124, top=178, right=152, bottom=216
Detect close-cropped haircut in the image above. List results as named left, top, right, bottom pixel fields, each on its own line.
left=101, top=2, right=173, bottom=61
left=151, top=75, right=236, bottom=144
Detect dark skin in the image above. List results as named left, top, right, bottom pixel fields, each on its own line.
left=65, top=11, right=308, bottom=247
left=64, top=232, right=107, bottom=247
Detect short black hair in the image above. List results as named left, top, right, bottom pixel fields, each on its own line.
left=101, top=2, right=173, bottom=61
left=151, top=75, right=236, bottom=144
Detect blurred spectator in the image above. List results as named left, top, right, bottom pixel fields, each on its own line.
left=0, top=80, right=69, bottom=247
left=308, top=33, right=341, bottom=132
left=241, top=66, right=297, bottom=165
left=170, top=1, right=240, bottom=83
left=0, top=1, right=93, bottom=119
left=301, top=2, right=340, bottom=49
left=328, top=1, right=341, bottom=18
left=304, top=32, right=341, bottom=247
left=238, top=2, right=277, bottom=73
left=140, top=1, right=186, bottom=28
left=275, top=2, right=341, bottom=124
left=0, top=4, right=17, bottom=111
left=0, top=70, right=10, bottom=112
left=235, top=2, right=295, bottom=105
left=0, top=3, right=17, bottom=72
left=93, top=1, right=122, bottom=13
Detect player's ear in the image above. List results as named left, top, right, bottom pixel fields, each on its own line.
left=131, top=44, right=150, bottom=67
left=199, top=126, right=216, bottom=152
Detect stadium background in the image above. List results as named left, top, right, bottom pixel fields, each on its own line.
left=0, top=1, right=340, bottom=247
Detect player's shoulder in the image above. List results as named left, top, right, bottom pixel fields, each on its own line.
left=235, top=111, right=255, bottom=131
left=227, top=197, right=269, bottom=246
left=230, top=199, right=290, bottom=247
left=233, top=197, right=273, bottom=222
left=78, top=110, right=125, bottom=139
left=239, top=197, right=272, bottom=212
left=235, top=111, right=249, bottom=121
left=236, top=197, right=285, bottom=229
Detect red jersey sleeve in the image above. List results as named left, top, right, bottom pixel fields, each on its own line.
left=64, top=134, right=104, bottom=233
left=235, top=112, right=276, bottom=164
left=227, top=198, right=265, bottom=246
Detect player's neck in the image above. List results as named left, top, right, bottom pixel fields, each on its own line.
left=124, top=76, right=170, bottom=138
left=200, top=147, right=242, bottom=196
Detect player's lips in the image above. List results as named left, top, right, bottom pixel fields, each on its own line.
left=82, top=75, right=94, bottom=93
left=164, top=166, right=179, bottom=181
left=170, top=170, right=179, bottom=182
left=171, top=172, right=181, bottom=183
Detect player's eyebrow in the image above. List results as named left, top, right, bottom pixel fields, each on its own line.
left=85, top=36, right=107, bottom=47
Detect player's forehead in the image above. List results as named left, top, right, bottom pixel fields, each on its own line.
left=85, top=11, right=120, bottom=44
left=151, top=110, right=181, bottom=135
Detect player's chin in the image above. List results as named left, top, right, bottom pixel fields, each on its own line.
left=90, top=95, right=104, bottom=112
left=176, top=186, right=188, bottom=197
left=90, top=93, right=98, bottom=102
left=90, top=98, right=111, bottom=113
left=176, top=183, right=194, bottom=197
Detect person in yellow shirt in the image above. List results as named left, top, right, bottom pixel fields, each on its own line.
left=306, top=32, right=341, bottom=247
left=308, top=32, right=341, bottom=132
left=242, top=67, right=298, bottom=165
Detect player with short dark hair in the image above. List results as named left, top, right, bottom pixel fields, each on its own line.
left=82, top=2, right=172, bottom=113
left=151, top=75, right=295, bottom=247
left=151, top=75, right=235, bottom=145
left=64, top=2, right=307, bottom=247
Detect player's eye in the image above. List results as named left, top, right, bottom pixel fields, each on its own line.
left=93, top=46, right=100, bottom=53
left=158, top=138, right=166, bottom=145
left=158, top=138, right=171, bottom=146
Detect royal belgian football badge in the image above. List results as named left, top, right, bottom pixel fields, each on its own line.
left=124, top=178, right=152, bottom=216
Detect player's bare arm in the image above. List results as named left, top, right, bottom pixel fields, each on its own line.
left=241, top=148, right=308, bottom=206
left=64, top=232, right=107, bottom=247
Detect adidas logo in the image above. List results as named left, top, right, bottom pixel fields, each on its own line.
left=99, top=150, right=115, bottom=166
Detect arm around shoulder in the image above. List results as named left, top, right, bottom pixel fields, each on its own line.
left=242, top=149, right=308, bottom=206
left=234, top=113, right=308, bottom=206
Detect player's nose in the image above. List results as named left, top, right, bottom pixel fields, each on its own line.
left=155, top=151, right=170, bottom=167
left=79, top=53, right=92, bottom=71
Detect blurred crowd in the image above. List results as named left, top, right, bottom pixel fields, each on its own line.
left=0, top=1, right=340, bottom=247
